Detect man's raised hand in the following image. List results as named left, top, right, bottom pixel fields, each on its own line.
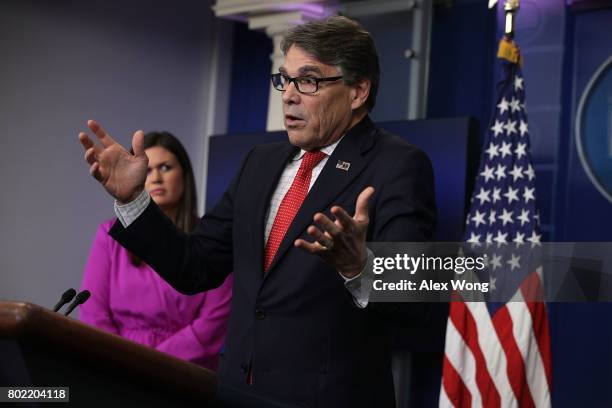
left=295, top=186, right=375, bottom=279
left=78, top=120, right=148, bottom=204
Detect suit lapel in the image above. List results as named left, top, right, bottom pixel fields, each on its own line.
left=244, top=142, right=298, bottom=287
left=264, top=116, right=377, bottom=276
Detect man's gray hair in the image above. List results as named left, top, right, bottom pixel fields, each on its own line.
left=281, top=16, right=380, bottom=112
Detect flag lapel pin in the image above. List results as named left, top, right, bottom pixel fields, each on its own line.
left=336, top=160, right=350, bottom=171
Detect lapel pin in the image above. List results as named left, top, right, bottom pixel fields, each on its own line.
left=336, top=160, right=350, bottom=171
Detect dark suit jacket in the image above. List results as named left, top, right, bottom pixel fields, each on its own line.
left=110, top=116, right=436, bottom=407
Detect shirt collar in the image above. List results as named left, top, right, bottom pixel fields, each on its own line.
left=292, top=135, right=344, bottom=161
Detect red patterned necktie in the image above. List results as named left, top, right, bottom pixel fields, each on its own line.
left=264, top=150, right=327, bottom=272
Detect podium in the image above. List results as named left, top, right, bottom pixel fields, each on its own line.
left=0, top=301, right=216, bottom=406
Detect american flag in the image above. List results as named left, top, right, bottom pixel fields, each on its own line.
left=439, top=38, right=552, bottom=407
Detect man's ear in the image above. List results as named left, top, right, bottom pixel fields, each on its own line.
left=350, top=78, right=371, bottom=111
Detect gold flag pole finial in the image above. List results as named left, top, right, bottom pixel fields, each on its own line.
left=495, top=0, right=522, bottom=65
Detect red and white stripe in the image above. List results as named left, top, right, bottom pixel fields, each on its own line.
left=440, top=269, right=551, bottom=408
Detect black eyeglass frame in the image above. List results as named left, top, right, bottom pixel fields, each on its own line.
left=270, top=73, right=344, bottom=94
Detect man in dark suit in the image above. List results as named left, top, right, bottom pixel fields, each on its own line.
left=79, top=16, right=436, bottom=407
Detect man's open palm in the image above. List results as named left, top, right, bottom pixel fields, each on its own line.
left=78, top=120, right=148, bottom=203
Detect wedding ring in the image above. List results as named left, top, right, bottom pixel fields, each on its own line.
left=321, top=240, right=334, bottom=251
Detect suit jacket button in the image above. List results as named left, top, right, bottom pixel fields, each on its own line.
left=255, top=309, right=266, bottom=320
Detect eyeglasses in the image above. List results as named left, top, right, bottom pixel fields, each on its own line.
left=270, top=73, right=343, bottom=94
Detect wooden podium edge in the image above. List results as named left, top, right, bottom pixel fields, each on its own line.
left=0, top=300, right=217, bottom=401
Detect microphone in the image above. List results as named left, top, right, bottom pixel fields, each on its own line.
left=53, top=288, right=77, bottom=312
left=63, top=290, right=91, bottom=317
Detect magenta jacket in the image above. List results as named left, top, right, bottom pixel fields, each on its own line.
left=79, top=219, right=232, bottom=371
